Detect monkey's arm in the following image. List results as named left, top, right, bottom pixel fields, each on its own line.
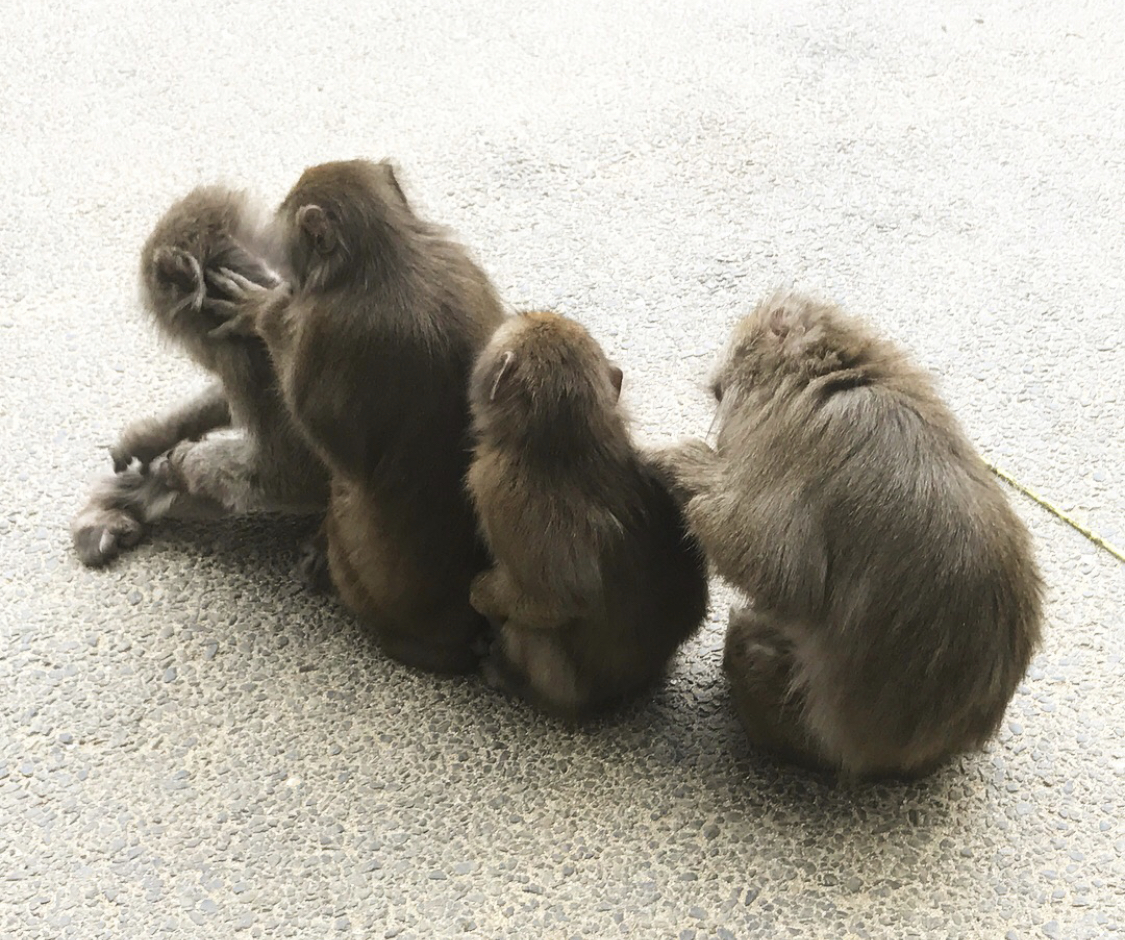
left=110, top=382, right=232, bottom=471
left=470, top=568, right=576, bottom=631
left=643, top=439, right=718, bottom=506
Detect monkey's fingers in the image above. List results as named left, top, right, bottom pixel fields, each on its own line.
left=206, top=267, right=261, bottom=301
left=207, top=311, right=257, bottom=340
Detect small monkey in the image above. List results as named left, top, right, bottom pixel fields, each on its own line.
left=209, top=159, right=506, bottom=674
left=652, top=290, right=1043, bottom=778
left=467, top=312, right=709, bottom=719
left=71, top=185, right=329, bottom=567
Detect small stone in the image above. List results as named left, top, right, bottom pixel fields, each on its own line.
left=58, top=733, right=74, bottom=745
left=427, top=870, right=447, bottom=880
left=200, top=899, right=217, bottom=915
left=163, top=667, right=177, bottom=683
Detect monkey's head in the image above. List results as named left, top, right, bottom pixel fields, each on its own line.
left=276, top=159, right=412, bottom=291
left=470, top=311, right=625, bottom=449
left=708, top=291, right=889, bottom=409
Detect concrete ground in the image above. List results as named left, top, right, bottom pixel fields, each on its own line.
left=2, top=0, right=1122, bottom=937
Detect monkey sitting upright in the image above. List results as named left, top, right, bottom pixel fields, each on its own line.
left=652, top=290, right=1044, bottom=778
left=206, top=159, right=507, bottom=674
left=466, top=311, right=710, bottom=719
left=70, top=185, right=330, bottom=567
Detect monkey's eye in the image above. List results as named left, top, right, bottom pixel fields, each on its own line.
left=710, top=381, right=724, bottom=403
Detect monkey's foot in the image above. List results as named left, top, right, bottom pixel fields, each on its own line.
left=296, top=537, right=333, bottom=593
left=480, top=644, right=517, bottom=693
left=71, top=503, right=145, bottom=567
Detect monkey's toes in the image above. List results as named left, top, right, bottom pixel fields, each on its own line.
left=72, top=508, right=145, bottom=567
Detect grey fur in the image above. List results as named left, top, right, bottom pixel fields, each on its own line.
left=651, top=290, right=1043, bottom=778
left=71, top=185, right=329, bottom=568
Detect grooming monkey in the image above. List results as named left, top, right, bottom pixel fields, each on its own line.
left=208, top=159, right=506, bottom=674
left=71, top=186, right=330, bottom=567
left=652, top=290, right=1043, bottom=778
left=467, top=312, right=709, bottom=719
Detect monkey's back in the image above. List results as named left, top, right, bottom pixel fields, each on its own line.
left=288, top=242, right=505, bottom=671
left=726, top=375, right=1043, bottom=769
left=470, top=445, right=709, bottom=702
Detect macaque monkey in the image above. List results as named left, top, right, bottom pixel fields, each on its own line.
left=208, top=159, right=506, bottom=673
left=466, top=311, right=709, bottom=719
left=652, top=290, right=1043, bottom=778
left=71, top=186, right=330, bottom=567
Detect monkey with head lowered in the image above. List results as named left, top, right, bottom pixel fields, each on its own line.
left=206, top=159, right=506, bottom=674
left=71, top=185, right=330, bottom=568
left=651, top=290, right=1043, bottom=778
left=466, top=311, right=709, bottom=719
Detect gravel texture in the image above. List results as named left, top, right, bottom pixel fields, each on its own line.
left=1, top=1, right=1123, bottom=938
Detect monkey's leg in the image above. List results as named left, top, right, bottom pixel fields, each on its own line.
left=723, top=605, right=832, bottom=773
left=644, top=439, right=718, bottom=506
left=72, top=435, right=291, bottom=568
left=484, top=624, right=587, bottom=718
left=154, top=435, right=296, bottom=515
left=109, top=382, right=231, bottom=471
left=470, top=568, right=574, bottom=631
left=70, top=460, right=222, bottom=568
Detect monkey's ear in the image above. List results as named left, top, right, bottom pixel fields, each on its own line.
left=607, top=362, right=624, bottom=400
left=489, top=350, right=516, bottom=402
left=378, top=162, right=409, bottom=206
left=153, top=246, right=200, bottom=292
left=296, top=204, right=337, bottom=255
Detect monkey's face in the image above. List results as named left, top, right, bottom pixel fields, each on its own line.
left=278, top=159, right=411, bottom=290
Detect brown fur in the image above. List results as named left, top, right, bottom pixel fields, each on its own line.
left=467, top=312, right=709, bottom=719
left=212, top=159, right=506, bottom=673
left=652, top=290, right=1043, bottom=777
left=71, top=185, right=329, bottom=567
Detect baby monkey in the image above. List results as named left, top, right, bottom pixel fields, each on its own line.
left=653, top=291, right=1043, bottom=778
left=71, top=185, right=329, bottom=567
left=468, top=312, right=710, bottom=719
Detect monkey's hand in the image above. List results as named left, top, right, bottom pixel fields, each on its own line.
left=644, top=439, right=717, bottom=506
left=204, top=268, right=291, bottom=341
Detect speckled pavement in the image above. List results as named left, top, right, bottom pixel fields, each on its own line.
left=2, top=2, right=1123, bottom=938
